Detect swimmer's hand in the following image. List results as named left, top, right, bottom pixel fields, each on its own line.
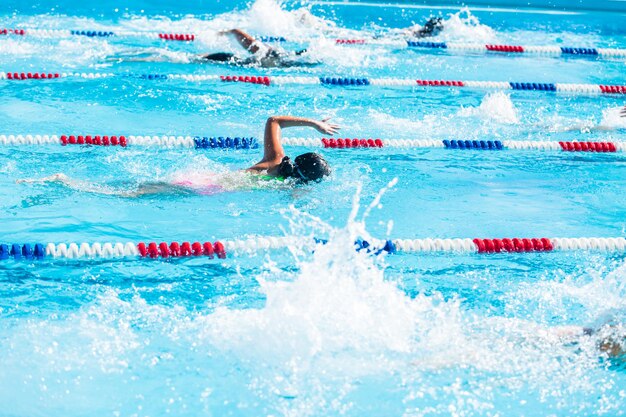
left=315, top=118, right=340, bottom=135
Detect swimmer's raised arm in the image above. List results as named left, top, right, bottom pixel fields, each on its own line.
left=219, top=29, right=263, bottom=55
left=249, top=116, right=339, bottom=171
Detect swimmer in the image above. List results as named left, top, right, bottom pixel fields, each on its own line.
left=17, top=115, right=339, bottom=197
left=518, top=307, right=626, bottom=365
left=200, top=28, right=310, bottom=68
left=460, top=316, right=626, bottom=369
left=111, top=28, right=313, bottom=68
left=622, top=105, right=626, bottom=117
left=404, top=17, right=444, bottom=38
left=552, top=323, right=625, bottom=362
left=246, top=115, right=337, bottom=179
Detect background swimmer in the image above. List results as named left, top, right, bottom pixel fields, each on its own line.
left=201, top=28, right=311, bottom=68
left=404, top=17, right=445, bottom=38
left=551, top=323, right=625, bottom=363
left=17, top=115, right=339, bottom=197
left=110, top=28, right=315, bottom=68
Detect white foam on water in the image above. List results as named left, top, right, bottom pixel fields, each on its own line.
left=188, top=92, right=240, bottom=112
left=196, top=186, right=422, bottom=358
left=0, top=39, right=40, bottom=56
left=439, top=7, right=497, bottom=43
left=505, top=260, right=626, bottom=324
left=534, top=105, right=625, bottom=134
left=540, top=113, right=597, bottom=133
left=457, top=92, right=520, bottom=125
left=177, top=186, right=623, bottom=414
left=56, top=38, right=117, bottom=65
left=597, top=106, right=626, bottom=130
left=363, top=96, right=519, bottom=140
left=242, top=0, right=335, bottom=38
left=303, top=37, right=397, bottom=68
left=0, top=36, right=116, bottom=65
left=115, top=0, right=341, bottom=41
left=365, top=108, right=449, bottom=135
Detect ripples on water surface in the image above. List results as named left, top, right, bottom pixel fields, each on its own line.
left=0, top=0, right=626, bottom=415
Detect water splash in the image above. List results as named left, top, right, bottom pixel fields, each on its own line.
left=457, top=92, right=520, bottom=124
left=440, top=7, right=497, bottom=43
left=0, top=36, right=115, bottom=65
left=0, top=184, right=625, bottom=415
left=598, top=106, right=626, bottom=130
left=364, top=94, right=519, bottom=140
left=538, top=105, right=625, bottom=134
left=243, top=0, right=337, bottom=37
left=304, top=37, right=397, bottom=68
left=168, top=0, right=343, bottom=41
left=505, top=260, right=626, bottom=324
left=365, top=108, right=450, bottom=136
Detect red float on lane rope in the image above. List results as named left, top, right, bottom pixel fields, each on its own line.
left=0, top=29, right=25, bottom=35
left=214, top=241, right=226, bottom=259
left=486, top=44, right=524, bottom=53
left=159, top=242, right=170, bottom=258
left=599, top=85, right=626, bottom=94
left=321, top=138, right=384, bottom=148
left=136, top=241, right=227, bottom=259
left=169, top=242, right=181, bottom=256
left=137, top=242, right=148, bottom=257
left=336, top=39, right=366, bottom=45
left=158, top=33, right=195, bottom=41
left=6, top=72, right=60, bottom=80
left=416, top=79, right=464, bottom=87
left=147, top=242, right=159, bottom=258
left=472, top=238, right=554, bottom=253
left=220, top=75, right=271, bottom=86
left=60, top=135, right=127, bottom=147
left=203, top=242, right=215, bottom=258
left=558, top=141, right=616, bottom=152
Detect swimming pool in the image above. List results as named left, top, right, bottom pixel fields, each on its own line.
left=1, top=0, right=626, bottom=415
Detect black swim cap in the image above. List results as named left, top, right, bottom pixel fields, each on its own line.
left=294, top=152, right=331, bottom=182
left=423, top=17, right=444, bottom=34
left=277, top=153, right=330, bottom=182
left=203, top=52, right=236, bottom=62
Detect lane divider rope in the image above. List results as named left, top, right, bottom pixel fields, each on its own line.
left=1, top=135, right=625, bottom=153
left=337, top=39, right=626, bottom=59
left=0, top=28, right=195, bottom=41
left=2, top=236, right=626, bottom=260
left=1, top=72, right=624, bottom=95
left=0, top=28, right=286, bottom=43
left=0, top=135, right=259, bottom=149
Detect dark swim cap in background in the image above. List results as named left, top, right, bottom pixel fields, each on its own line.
left=422, top=17, right=444, bottom=35
left=202, top=52, right=236, bottom=62
left=294, top=152, right=331, bottom=182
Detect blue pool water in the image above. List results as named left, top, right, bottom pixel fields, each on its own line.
left=1, top=0, right=626, bottom=415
